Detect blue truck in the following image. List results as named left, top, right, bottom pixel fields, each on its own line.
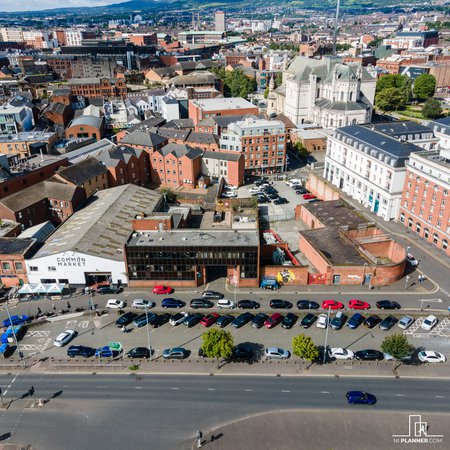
left=1, top=325, right=26, bottom=344
left=260, top=276, right=280, bottom=290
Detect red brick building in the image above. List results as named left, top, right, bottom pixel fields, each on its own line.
left=67, top=77, right=127, bottom=99
left=65, top=115, right=105, bottom=141
left=0, top=238, right=36, bottom=287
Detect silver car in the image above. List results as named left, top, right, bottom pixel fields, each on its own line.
left=54, top=329, right=77, bottom=347
left=264, top=347, right=290, bottom=360
left=132, top=299, right=155, bottom=309
left=398, top=315, right=414, bottom=330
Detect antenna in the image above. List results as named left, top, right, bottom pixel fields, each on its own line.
left=332, top=0, right=341, bottom=56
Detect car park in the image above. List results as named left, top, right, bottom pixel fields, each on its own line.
left=300, top=313, right=317, bottom=328
left=67, top=345, right=95, bottom=358
left=149, top=313, right=171, bottom=328
left=281, top=313, right=297, bottom=329
left=398, top=315, right=415, bottom=330
left=264, top=347, right=290, bottom=360
left=202, top=291, right=224, bottom=300
left=355, top=349, right=384, bottom=361
left=418, top=351, right=446, bottom=363
left=126, top=347, right=150, bottom=359
left=274, top=197, right=289, bottom=205
left=348, top=300, right=370, bottom=310
left=161, top=298, right=184, bottom=309
left=216, top=299, right=236, bottom=309
left=347, top=313, right=364, bottom=329
left=232, top=312, right=254, bottom=328
left=330, top=311, right=346, bottom=330
left=238, top=300, right=260, bottom=309
left=115, top=312, right=137, bottom=328
left=183, top=313, right=203, bottom=328
left=421, top=315, right=438, bottom=331
left=321, top=300, right=344, bottom=310
left=132, top=299, right=155, bottom=309
left=215, top=315, right=234, bottom=328
left=297, top=300, right=320, bottom=310
left=2, top=315, right=29, bottom=327
left=376, top=300, right=400, bottom=310
left=252, top=313, right=269, bottom=328
left=200, top=313, right=219, bottom=327
left=152, top=286, right=173, bottom=295
left=264, top=313, right=283, bottom=329
left=97, top=285, right=123, bottom=295
left=162, top=347, right=188, bottom=359
left=317, top=314, right=328, bottom=329
left=270, top=299, right=293, bottom=309
left=54, top=330, right=77, bottom=347
left=328, top=348, right=354, bottom=360
left=169, top=312, right=188, bottom=326
left=346, top=391, right=376, bottom=405
left=363, top=315, right=381, bottom=329
left=406, top=253, right=419, bottom=266
left=379, top=315, right=398, bottom=331
left=231, top=345, right=253, bottom=361
left=133, top=312, right=156, bottom=328
left=190, top=299, right=214, bottom=309
left=106, top=299, right=126, bottom=309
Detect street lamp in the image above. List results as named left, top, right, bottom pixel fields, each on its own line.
left=322, top=306, right=331, bottom=364
left=144, top=304, right=152, bottom=361
left=404, top=275, right=410, bottom=290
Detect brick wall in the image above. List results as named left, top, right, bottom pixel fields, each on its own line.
left=306, top=172, right=340, bottom=201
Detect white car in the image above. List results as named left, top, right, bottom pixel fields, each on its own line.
left=286, top=179, right=302, bottom=187
left=328, top=347, right=354, bottom=360
left=264, top=347, right=291, bottom=360
left=406, top=253, right=419, bottom=266
left=54, top=329, right=77, bottom=347
left=222, top=191, right=237, bottom=198
left=398, top=315, right=415, bottom=330
left=169, top=312, right=189, bottom=326
left=106, top=299, right=126, bottom=309
left=418, top=351, right=446, bottom=363
left=317, top=314, right=328, bottom=329
left=421, top=315, right=438, bottom=331
left=216, top=299, right=236, bottom=309
left=132, top=299, right=155, bottom=309
left=249, top=186, right=261, bottom=194
left=225, top=185, right=237, bottom=191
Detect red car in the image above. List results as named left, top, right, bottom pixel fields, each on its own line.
left=303, top=193, right=316, bottom=200
left=152, top=285, right=173, bottom=295
left=200, top=313, right=219, bottom=327
left=321, top=300, right=344, bottom=310
left=264, top=313, right=283, bottom=329
left=348, top=299, right=370, bottom=310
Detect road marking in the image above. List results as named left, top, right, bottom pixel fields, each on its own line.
left=436, top=395, right=445, bottom=398
left=207, top=388, right=215, bottom=391
left=321, top=391, right=330, bottom=394
left=244, top=389, right=253, bottom=392
left=97, top=386, right=108, bottom=389
left=395, top=394, right=405, bottom=397
left=134, top=387, right=143, bottom=389
left=171, top=387, right=179, bottom=390
left=3, top=374, right=18, bottom=396
left=281, top=390, right=290, bottom=393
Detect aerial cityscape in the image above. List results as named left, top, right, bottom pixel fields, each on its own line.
left=0, top=0, right=449, bottom=448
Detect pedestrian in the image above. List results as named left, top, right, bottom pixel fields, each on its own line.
left=121, top=325, right=126, bottom=333
left=53, top=304, right=56, bottom=311
left=67, top=302, right=71, bottom=309
left=37, top=307, right=41, bottom=314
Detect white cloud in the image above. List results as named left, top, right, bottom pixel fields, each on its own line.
left=1, top=0, right=126, bottom=12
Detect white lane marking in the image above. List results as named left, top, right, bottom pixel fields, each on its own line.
left=3, top=374, right=18, bottom=396
left=245, top=389, right=253, bottom=392
left=171, top=387, right=179, bottom=390
left=281, top=390, right=290, bottom=393
left=396, top=394, right=405, bottom=397
left=97, top=386, right=108, bottom=389
left=436, top=395, right=445, bottom=398
left=134, top=387, right=143, bottom=389
left=207, top=388, right=215, bottom=391
left=62, top=385, right=70, bottom=388
left=321, top=391, right=330, bottom=394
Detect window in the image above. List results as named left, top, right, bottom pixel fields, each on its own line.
left=443, top=240, right=448, bottom=251
left=415, top=223, right=421, bottom=233
left=433, top=233, right=439, bottom=245
left=15, top=262, right=23, bottom=270
left=2, top=262, right=11, bottom=270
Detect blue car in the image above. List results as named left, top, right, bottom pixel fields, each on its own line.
left=2, top=315, right=30, bottom=327
left=161, top=298, right=185, bottom=309
left=95, top=346, right=114, bottom=358
left=347, top=313, right=364, bottom=329
left=346, top=391, right=377, bottom=405
left=133, top=312, right=156, bottom=328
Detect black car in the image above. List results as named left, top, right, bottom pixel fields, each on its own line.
left=238, top=300, right=260, bottom=310
left=379, top=315, right=398, bottom=331
left=190, top=299, right=214, bottom=309
left=251, top=313, right=268, bottom=328
left=67, top=345, right=95, bottom=358
left=355, top=349, right=384, bottom=361
left=300, top=313, right=317, bottom=328
left=257, top=195, right=270, bottom=204
left=216, top=315, right=234, bottom=328
left=201, top=291, right=224, bottom=300
left=330, top=311, right=347, bottom=330
left=282, top=313, right=298, bottom=329
left=115, top=312, right=137, bottom=328
left=270, top=299, right=293, bottom=309
left=274, top=197, right=289, bottom=205
left=126, top=347, right=150, bottom=359
left=363, top=315, right=382, bottom=329
left=232, top=312, right=254, bottom=328
left=297, top=300, right=320, bottom=310
left=376, top=300, right=401, bottom=310
left=231, top=345, right=253, bottom=361
left=347, top=313, right=365, bottom=329
left=149, top=313, right=171, bottom=328
left=266, top=193, right=279, bottom=200
left=97, top=285, right=123, bottom=295
left=183, top=313, right=203, bottom=327
left=295, top=187, right=307, bottom=194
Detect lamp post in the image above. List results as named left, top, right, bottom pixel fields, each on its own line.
left=5, top=301, right=25, bottom=368
left=404, top=275, right=410, bottom=290
left=322, top=306, right=331, bottom=364
left=145, top=304, right=151, bottom=361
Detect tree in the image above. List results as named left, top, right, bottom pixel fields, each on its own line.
left=381, top=334, right=413, bottom=364
left=201, top=328, right=234, bottom=368
left=422, top=98, right=443, bottom=119
left=274, top=72, right=282, bottom=88
left=413, top=74, right=436, bottom=101
left=292, top=334, right=319, bottom=362
left=264, top=85, right=270, bottom=99
left=375, top=87, right=406, bottom=111
left=160, top=187, right=177, bottom=204
left=376, top=74, right=412, bottom=104
left=293, top=141, right=310, bottom=160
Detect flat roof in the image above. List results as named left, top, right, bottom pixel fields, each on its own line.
left=192, top=97, right=257, bottom=112
left=0, top=131, right=57, bottom=143
left=0, top=238, right=35, bottom=255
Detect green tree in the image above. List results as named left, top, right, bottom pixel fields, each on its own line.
left=375, top=87, right=406, bottom=111
left=381, top=334, right=414, bottom=365
left=422, top=98, right=443, bottom=119
left=274, top=72, right=282, bottom=88
left=292, top=334, right=319, bottom=362
left=293, top=141, right=310, bottom=160
left=264, top=85, right=270, bottom=99
left=201, top=328, right=234, bottom=367
left=368, top=36, right=383, bottom=48
left=413, top=74, right=436, bottom=101
left=376, top=74, right=411, bottom=103
left=160, top=187, right=177, bottom=204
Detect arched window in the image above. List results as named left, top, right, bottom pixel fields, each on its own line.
left=408, top=218, right=413, bottom=228
left=443, top=240, right=448, bottom=251
left=400, top=213, right=405, bottom=223
left=424, top=228, right=429, bottom=239
left=352, top=119, right=357, bottom=125
left=415, top=223, right=421, bottom=233
left=433, top=233, right=439, bottom=245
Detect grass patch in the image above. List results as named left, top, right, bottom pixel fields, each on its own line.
left=128, top=364, right=139, bottom=371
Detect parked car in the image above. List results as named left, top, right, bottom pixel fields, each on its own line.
left=190, top=299, right=214, bottom=309
left=95, top=346, right=117, bottom=358
left=376, top=300, right=401, bottom=310
left=297, top=300, right=320, bottom=310
left=161, top=298, right=184, bottom=309
left=222, top=191, right=237, bottom=198
left=280, top=313, right=297, bottom=329
left=363, top=315, right=381, bottom=329
left=317, top=314, right=328, bottom=329
left=152, top=286, right=173, bottom=295
left=308, top=198, right=321, bottom=203
left=169, top=312, right=188, bottom=326
left=216, top=299, right=236, bottom=309
left=270, top=299, right=293, bottom=309
left=162, top=347, right=188, bottom=359
left=97, top=285, right=123, bottom=295
left=330, top=311, right=346, bottom=330
left=200, top=313, right=219, bottom=327
left=2, top=315, right=29, bottom=327
left=294, top=187, right=307, bottom=194
left=238, top=300, right=260, bottom=310
left=303, top=193, right=316, bottom=200
left=406, top=253, right=419, bottom=266
left=346, top=391, right=377, bottom=405
left=232, top=312, right=254, bottom=328
left=300, top=313, right=317, bottom=328
left=201, top=291, right=224, bottom=300
left=115, top=312, right=137, bottom=328
left=133, top=312, right=156, bottom=328
left=397, top=315, right=415, bottom=330
left=250, top=186, right=262, bottom=194
left=348, top=299, right=370, bottom=310
left=126, top=347, right=150, bottom=359
left=67, top=345, right=95, bottom=358
left=54, top=330, right=77, bottom=347
left=106, top=299, right=126, bottom=309
left=132, top=299, right=155, bottom=309
left=379, top=315, right=398, bottom=331
left=257, top=195, right=270, bottom=204
left=355, top=349, right=384, bottom=361
left=347, top=313, right=364, bottom=330
left=418, top=351, right=446, bottom=363
left=252, top=313, right=269, bottom=328
left=421, top=315, right=438, bottom=331
left=328, top=347, right=355, bottom=360
left=265, top=313, right=283, bottom=329
left=264, top=347, right=291, bottom=360
left=183, top=313, right=203, bottom=328
left=274, top=197, right=289, bottom=205
left=286, top=179, right=302, bottom=187
left=231, top=345, right=253, bottom=361
left=215, top=315, right=234, bottom=328
left=149, top=313, right=171, bottom=328
left=322, top=300, right=344, bottom=310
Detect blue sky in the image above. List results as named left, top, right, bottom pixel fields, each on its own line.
left=1, top=0, right=126, bottom=12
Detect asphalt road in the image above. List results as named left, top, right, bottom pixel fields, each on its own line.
left=0, top=374, right=448, bottom=450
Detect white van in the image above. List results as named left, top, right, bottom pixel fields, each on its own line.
left=216, top=299, right=236, bottom=309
